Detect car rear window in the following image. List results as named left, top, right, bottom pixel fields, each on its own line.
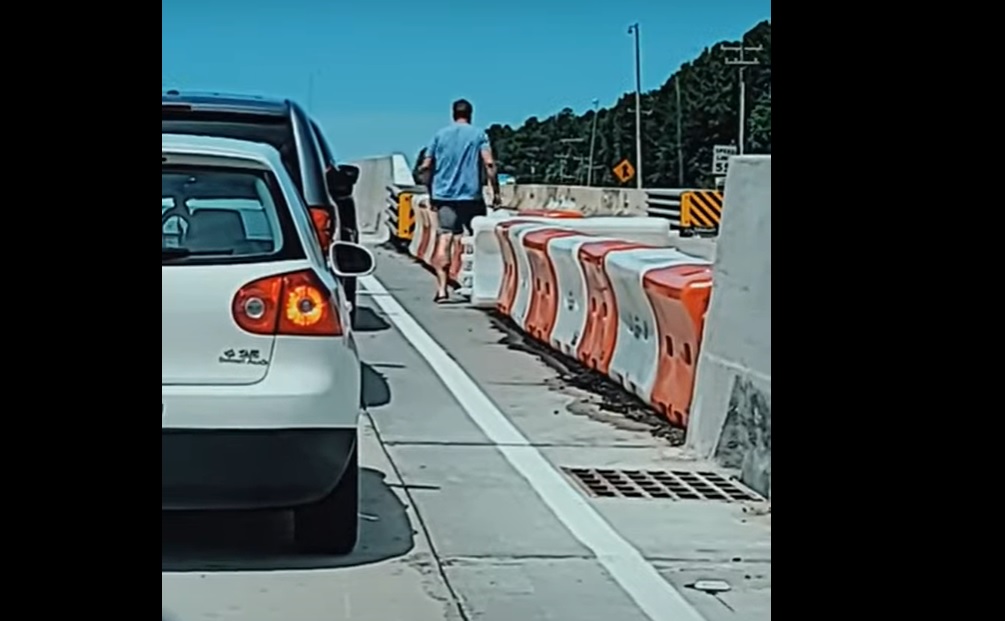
left=162, top=165, right=305, bottom=265
left=162, top=112, right=302, bottom=187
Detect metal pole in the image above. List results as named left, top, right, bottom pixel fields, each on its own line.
left=721, top=44, right=762, bottom=156
left=587, top=98, right=599, bottom=187
left=738, top=67, right=746, bottom=154
left=675, top=78, right=684, bottom=186
left=629, top=23, right=643, bottom=189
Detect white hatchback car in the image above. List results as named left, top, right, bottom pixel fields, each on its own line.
left=162, top=133, right=375, bottom=554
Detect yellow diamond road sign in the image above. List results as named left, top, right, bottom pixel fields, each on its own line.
left=613, top=159, right=635, bottom=184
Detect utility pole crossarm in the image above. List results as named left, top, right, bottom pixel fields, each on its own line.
left=721, top=44, right=763, bottom=66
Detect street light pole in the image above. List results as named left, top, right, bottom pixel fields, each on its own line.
left=587, top=98, right=600, bottom=187
left=628, top=23, right=643, bottom=189
left=721, top=44, right=762, bottom=155
left=674, top=77, right=684, bottom=186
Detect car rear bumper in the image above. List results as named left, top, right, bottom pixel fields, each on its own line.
left=162, top=427, right=356, bottom=511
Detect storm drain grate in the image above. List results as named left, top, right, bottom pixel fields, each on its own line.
left=562, top=467, right=764, bottom=502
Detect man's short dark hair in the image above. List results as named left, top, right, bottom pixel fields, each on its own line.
left=452, top=99, right=473, bottom=121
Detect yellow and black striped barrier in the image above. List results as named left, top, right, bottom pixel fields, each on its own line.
left=396, top=192, right=417, bottom=240
left=681, top=190, right=724, bottom=235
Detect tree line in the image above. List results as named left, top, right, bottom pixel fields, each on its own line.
left=483, top=20, right=770, bottom=189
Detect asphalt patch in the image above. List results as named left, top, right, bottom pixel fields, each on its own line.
left=486, top=311, right=685, bottom=446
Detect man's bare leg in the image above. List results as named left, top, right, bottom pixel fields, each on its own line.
left=432, top=232, right=454, bottom=300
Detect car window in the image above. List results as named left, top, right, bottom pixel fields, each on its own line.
left=188, top=199, right=274, bottom=241
left=162, top=165, right=297, bottom=263
left=162, top=115, right=302, bottom=190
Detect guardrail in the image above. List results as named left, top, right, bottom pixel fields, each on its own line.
left=646, top=188, right=727, bottom=237
left=645, top=188, right=695, bottom=231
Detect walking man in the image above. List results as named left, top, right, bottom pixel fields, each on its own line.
left=417, top=98, right=501, bottom=303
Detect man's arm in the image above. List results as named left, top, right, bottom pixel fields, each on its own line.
left=416, top=141, right=436, bottom=190
left=417, top=154, right=434, bottom=176
left=479, top=132, right=501, bottom=206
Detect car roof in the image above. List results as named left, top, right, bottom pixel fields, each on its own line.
left=162, top=90, right=289, bottom=116
left=162, top=133, right=285, bottom=172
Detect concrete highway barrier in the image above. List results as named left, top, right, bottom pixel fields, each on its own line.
left=501, top=184, right=647, bottom=216
left=352, top=153, right=413, bottom=243
left=685, top=156, right=771, bottom=499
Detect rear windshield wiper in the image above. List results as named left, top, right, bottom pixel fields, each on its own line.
left=162, top=247, right=236, bottom=261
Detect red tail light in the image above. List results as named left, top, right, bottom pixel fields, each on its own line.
left=232, top=270, right=343, bottom=336
left=309, top=206, right=333, bottom=249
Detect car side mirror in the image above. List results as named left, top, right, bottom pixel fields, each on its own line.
left=325, top=165, right=359, bottom=198
left=328, top=241, right=375, bottom=278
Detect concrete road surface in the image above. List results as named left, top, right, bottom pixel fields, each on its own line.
left=162, top=246, right=771, bottom=621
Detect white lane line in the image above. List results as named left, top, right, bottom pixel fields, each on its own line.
left=359, top=275, right=707, bottom=621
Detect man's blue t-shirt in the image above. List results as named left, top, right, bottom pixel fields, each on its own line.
left=427, top=122, right=489, bottom=202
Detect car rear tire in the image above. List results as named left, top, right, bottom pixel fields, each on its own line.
left=293, top=440, right=359, bottom=555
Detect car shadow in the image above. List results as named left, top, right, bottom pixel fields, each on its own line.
left=353, top=305, right=391, bottom=332
left=162, top=468, right=414, bottom=572
left=361, top=362, right=391, bottom=408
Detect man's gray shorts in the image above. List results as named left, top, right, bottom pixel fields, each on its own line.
left=432, top=199, right=487, bottom=235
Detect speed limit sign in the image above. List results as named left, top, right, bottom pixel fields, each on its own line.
left=712, top=145, right=738, bottom=176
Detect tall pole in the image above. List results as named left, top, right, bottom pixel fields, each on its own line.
left=559, top=137, right=585, bottom=183
left=587, top=98, right=600, bottom=187
left=628, top=23, right=643, bottom=189
left=721, top=43, right=762, bottom=155
left=739, top=68, right=745, bottom=155
left=674, top=77, right=684, bottom=186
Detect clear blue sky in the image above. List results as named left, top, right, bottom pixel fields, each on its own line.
left=162, top=0, right=770, bottom=163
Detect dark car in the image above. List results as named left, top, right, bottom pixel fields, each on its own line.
left=162, top=90, right=361, bottom=324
